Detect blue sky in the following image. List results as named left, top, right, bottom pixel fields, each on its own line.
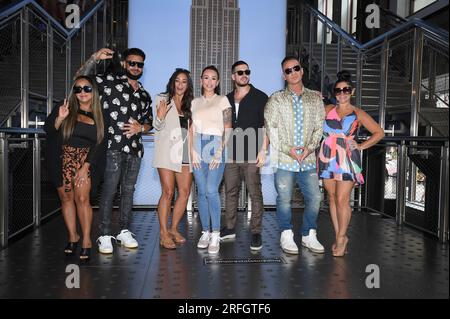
left=129, top=0, right=286, bottom=99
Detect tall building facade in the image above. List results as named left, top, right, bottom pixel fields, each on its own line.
left=190, top=0, right=240, bottom=96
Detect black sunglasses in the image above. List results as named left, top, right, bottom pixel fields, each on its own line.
left=127, top=60, right=145, bottom=68
left=234, top=69, right=251, bottom=76
left=284, top=65, right=301, bottom=75
left=334, top=86, right=352, bottom=95
left=73, top=85, right=93, bottom=94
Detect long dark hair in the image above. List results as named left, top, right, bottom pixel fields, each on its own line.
left=163, top=68, right=194, bottom=121
left=63, top=76, right=104, bottom=144
left=201, top=65, right=221, bottom=95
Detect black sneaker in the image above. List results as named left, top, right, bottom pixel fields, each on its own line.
left=220, top=227, right=236, bottom=240
left=250, top=233, right=262, bottom=251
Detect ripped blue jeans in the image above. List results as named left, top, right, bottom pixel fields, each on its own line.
left=274, top=168, right=322, bottom=236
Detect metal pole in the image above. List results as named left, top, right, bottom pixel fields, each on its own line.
left=0, top=133, right=9, bottom=248
left=47, top=25, right=53, bottom=115
left=110, top=0, right=114, bottom=44
left=81, top=24, right=86, bottom=64
left=438, top=142, right=449, bottom=244
left=299, top=3, right=303, bottom=49
left=33, top=135, right=41, bottom=228
left=103, top=3, right=107, bottom=47
left=93, top=12, right=98, bottom=51
left=308, top=13, right=314, bottom=81
left=337, top=35, right=342, bottom=72
left=379, top=38, right=389, bottom=130
left=20, top=8, right=29, bottom=129
left=410, top=28, right=424, bottom=137
left=356, top=51, right=363, bottom=108
left=66, top=39, right=71, bottom=95
left=320, top=24, right=327, bottom=94
left=396, top=142, right=407, bottom=226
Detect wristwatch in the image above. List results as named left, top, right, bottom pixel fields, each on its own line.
left=141, top=124, right=145, bottom=133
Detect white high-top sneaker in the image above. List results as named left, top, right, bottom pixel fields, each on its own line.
left=197, top=230, right=211, bottom=249
left=208, top=231, right=220, bottom=254
left=280, top=229, right=298, bottom=254
left=301, top=229, right=325, bottom=253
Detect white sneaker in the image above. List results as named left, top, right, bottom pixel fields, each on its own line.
left=302, top=229, right=324, bottom=253
left=280, top=229, right=298, bottom=254
left=197, top=230, right=211, bottom=249
left=208, top=231, right=220, bottom=254
left=97, top=235, right=115, bottom=254
left=116, top=229, right=138, bottom=248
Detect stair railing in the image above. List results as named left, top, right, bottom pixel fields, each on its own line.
left=294, top=2, right=448, bottom=137
left=0, top=0, right=110, bottom=128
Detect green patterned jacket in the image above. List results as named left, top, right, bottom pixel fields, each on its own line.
left=264, top=86, right=325, bottom=168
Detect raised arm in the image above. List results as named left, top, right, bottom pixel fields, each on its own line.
left=74, top=48, right=114, bottom=79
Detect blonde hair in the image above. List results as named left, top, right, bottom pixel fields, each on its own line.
left=62, top=76, right=104, bottom=144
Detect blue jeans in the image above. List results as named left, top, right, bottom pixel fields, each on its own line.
left=274, top=168, right=321, bottom=236
left=99, top=150, right=142, bottom=235
left=193, top=134, right=225, bottom=232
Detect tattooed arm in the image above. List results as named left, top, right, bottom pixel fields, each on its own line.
left=210, top=105, right=233, bottom=169
left=74, top=48, right=115, bottom=79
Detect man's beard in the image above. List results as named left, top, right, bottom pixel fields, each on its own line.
left=236, top=81, right=249, bottom=87
left=126, top=70, right=143, bottom=80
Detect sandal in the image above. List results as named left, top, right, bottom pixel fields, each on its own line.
left=79, top=248, right=91, bottom=261
left=169, top=230, right=186, bottom=244
left=333, top=236, right=348, bottom=257
left=64, top=239, right=79, bottom=256
left=159, top=234, right=176, bottom=250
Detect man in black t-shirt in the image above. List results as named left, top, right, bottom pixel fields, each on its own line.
left=76, top=47, right=152, bottom=254
left=221, top=60, right=269, bottom=251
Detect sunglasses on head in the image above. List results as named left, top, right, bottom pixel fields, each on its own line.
left=73, top=85, right=93, bottom=94
left=234, top=69, right=251, bottom=76
left=334, top=86, right=353, bottom=95
left=284, top=65, right=301, bottom=75
left=127, top=60, right=145, bottom=68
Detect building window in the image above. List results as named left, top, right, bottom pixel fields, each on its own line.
left=412, top=0, right=437, bottom=13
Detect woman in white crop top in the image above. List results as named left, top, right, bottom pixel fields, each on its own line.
left=191, top=65, right=232, bottom=255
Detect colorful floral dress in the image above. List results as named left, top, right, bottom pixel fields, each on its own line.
left=318, top=107, right=364, bottom=184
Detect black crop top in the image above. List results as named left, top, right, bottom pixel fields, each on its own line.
left=65, top=110, right=99, bottom=163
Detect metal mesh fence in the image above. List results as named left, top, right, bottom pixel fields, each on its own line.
left=8, top=139, right=34, bottom=236
left=384, top=146, right=397, bottom=200
left=364, top=141, right=445, bottom=236
left=70, top=30, right=82, bottom=81
left=84, top=18, right=94, bottom=61
left=0, top=14, right=21, bottom=125
left=96, top=9, right=104, bottom=48
left=28, top=11, right=48, bottom=97
left=53, top=31, right=67, bottom=101
left=40, top=139, right=60, bottom=219
left=405, top=144, right=442, bottom=233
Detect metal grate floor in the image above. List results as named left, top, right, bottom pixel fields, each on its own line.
left=0, top=209, right=448, bottom=299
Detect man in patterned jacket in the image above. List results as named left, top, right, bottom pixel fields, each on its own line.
left=264, top=56, right=325, bottom=255
left=76, top=47, right=152, bottom=254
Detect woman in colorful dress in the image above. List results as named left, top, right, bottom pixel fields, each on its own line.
left=318, top=70, right=384, bottom=256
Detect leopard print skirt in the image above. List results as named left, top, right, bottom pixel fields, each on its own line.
left=61, top=145, right=90, bottom=192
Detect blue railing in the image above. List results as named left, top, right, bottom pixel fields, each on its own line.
left=305, top=3, right=449, bottom=50
left=0, top=0, right=105, bottom=38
